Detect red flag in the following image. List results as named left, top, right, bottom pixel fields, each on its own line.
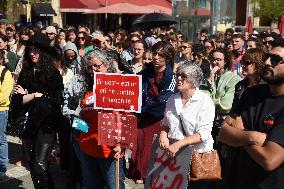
left=279, top=15, right=284, bottom=36
left=246, top=16, right=253, bottom=33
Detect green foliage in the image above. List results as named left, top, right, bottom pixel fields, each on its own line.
left=0, top=0, right=7, bottom=11
left=251, top=0, right=284, bottom=22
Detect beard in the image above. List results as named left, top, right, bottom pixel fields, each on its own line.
left=20, top=39, right=29, bottom=46
left=261, top=65, right=284, bottom=85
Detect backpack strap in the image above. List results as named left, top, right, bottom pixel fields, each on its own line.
left=0, top=67, right=7, bottom=84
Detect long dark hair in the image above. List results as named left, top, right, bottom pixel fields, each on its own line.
left=0, top=34, right=10, bottom=51
left=76, top=31, right=91, bottom=48
left=21, top=45, right=55, bottom=90
left=17, top=27, right=30, bottom=51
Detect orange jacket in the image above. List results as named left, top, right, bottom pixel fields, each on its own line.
left=76, top=91, right=124, bottom=158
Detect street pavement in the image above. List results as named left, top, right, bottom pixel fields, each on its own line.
left=0, top=135, right=144, bottom=189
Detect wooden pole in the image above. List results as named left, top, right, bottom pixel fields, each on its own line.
left=115, top=111, right=121, bottom=189
left=116, top=156, right=120, bottom=189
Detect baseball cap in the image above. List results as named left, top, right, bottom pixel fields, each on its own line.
left=0, top=19, right=8, bottom=24
left=92, top=34, right=105, bottom=42
left=6, top=24, right=15, bottom=31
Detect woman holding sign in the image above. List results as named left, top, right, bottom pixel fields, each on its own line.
left=65, top=49, right=125, bottom=189
left=159, top=62, right=215, bottom=189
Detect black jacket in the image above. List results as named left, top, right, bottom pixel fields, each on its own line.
left=15, top=66, right=64, bottom=135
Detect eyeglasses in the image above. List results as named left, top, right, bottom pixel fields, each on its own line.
left=180, top=46, right=189, bottom=49
left=176, top=73, right=188, bottom=79
left=78, top=37, right=85, bottom=41
left=93, top=63, right=104, bottom=70
left=265, top=53, right=284, bottom=66
left=192, top=53, right=203, bottom=59
left=264, top=40, right=273, bottom=45
left=205, top=46, right=212, bottom=49
left=46, top=33, right=55, bottom=36
left=134, top=48, right=144, bottom=52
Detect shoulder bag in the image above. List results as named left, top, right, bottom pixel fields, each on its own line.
left=179, top=115, right=222, bottom=181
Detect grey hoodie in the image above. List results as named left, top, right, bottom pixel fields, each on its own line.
left=63, top=41, right=81, bottom=75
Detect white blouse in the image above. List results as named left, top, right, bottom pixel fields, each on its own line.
left=161, top=88, right=215, bottom=153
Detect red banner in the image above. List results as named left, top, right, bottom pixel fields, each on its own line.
left=94, top=73, right=142, bottom=113
left=97, top=112, right=137, bottom=150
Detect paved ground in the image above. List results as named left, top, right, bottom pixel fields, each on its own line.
left=0, top=135, right=144, bottom=189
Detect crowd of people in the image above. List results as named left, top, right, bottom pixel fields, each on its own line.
left=0, top=19, right=283, bottom=189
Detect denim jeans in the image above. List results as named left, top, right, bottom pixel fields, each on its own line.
left=0, top=111, right=8, bottom=173
left=72, top=133, right=125, bottom=189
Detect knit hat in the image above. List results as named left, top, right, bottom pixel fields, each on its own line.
left=46, top=26, right=57, bottom=34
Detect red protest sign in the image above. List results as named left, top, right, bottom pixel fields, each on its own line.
left=94, top=73, right=142, bottom=113
left=97, top=112, right=137, bottom=150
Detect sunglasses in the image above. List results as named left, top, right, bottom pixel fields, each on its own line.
left=78, top=37, right=85, bottom=40
left=265, top=53, right=284, bottom=66
left=6, top=28, right=14, bottom=32
left=46, top=33, right=55, bottom=35
left=192, top=53, right=203, bottom=58
left=264, top=40, right=273, bottom=45
left=242, top=60, right=254, bottom=66
left=176, top=73, right=188, bottom=79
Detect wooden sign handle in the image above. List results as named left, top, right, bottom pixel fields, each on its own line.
left=116, top=157, right=120, bottom=189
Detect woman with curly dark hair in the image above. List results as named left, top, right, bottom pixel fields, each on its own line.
left=13, top=33, right=64, bottom=189
left=201, top=48, right=240, bottom=144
